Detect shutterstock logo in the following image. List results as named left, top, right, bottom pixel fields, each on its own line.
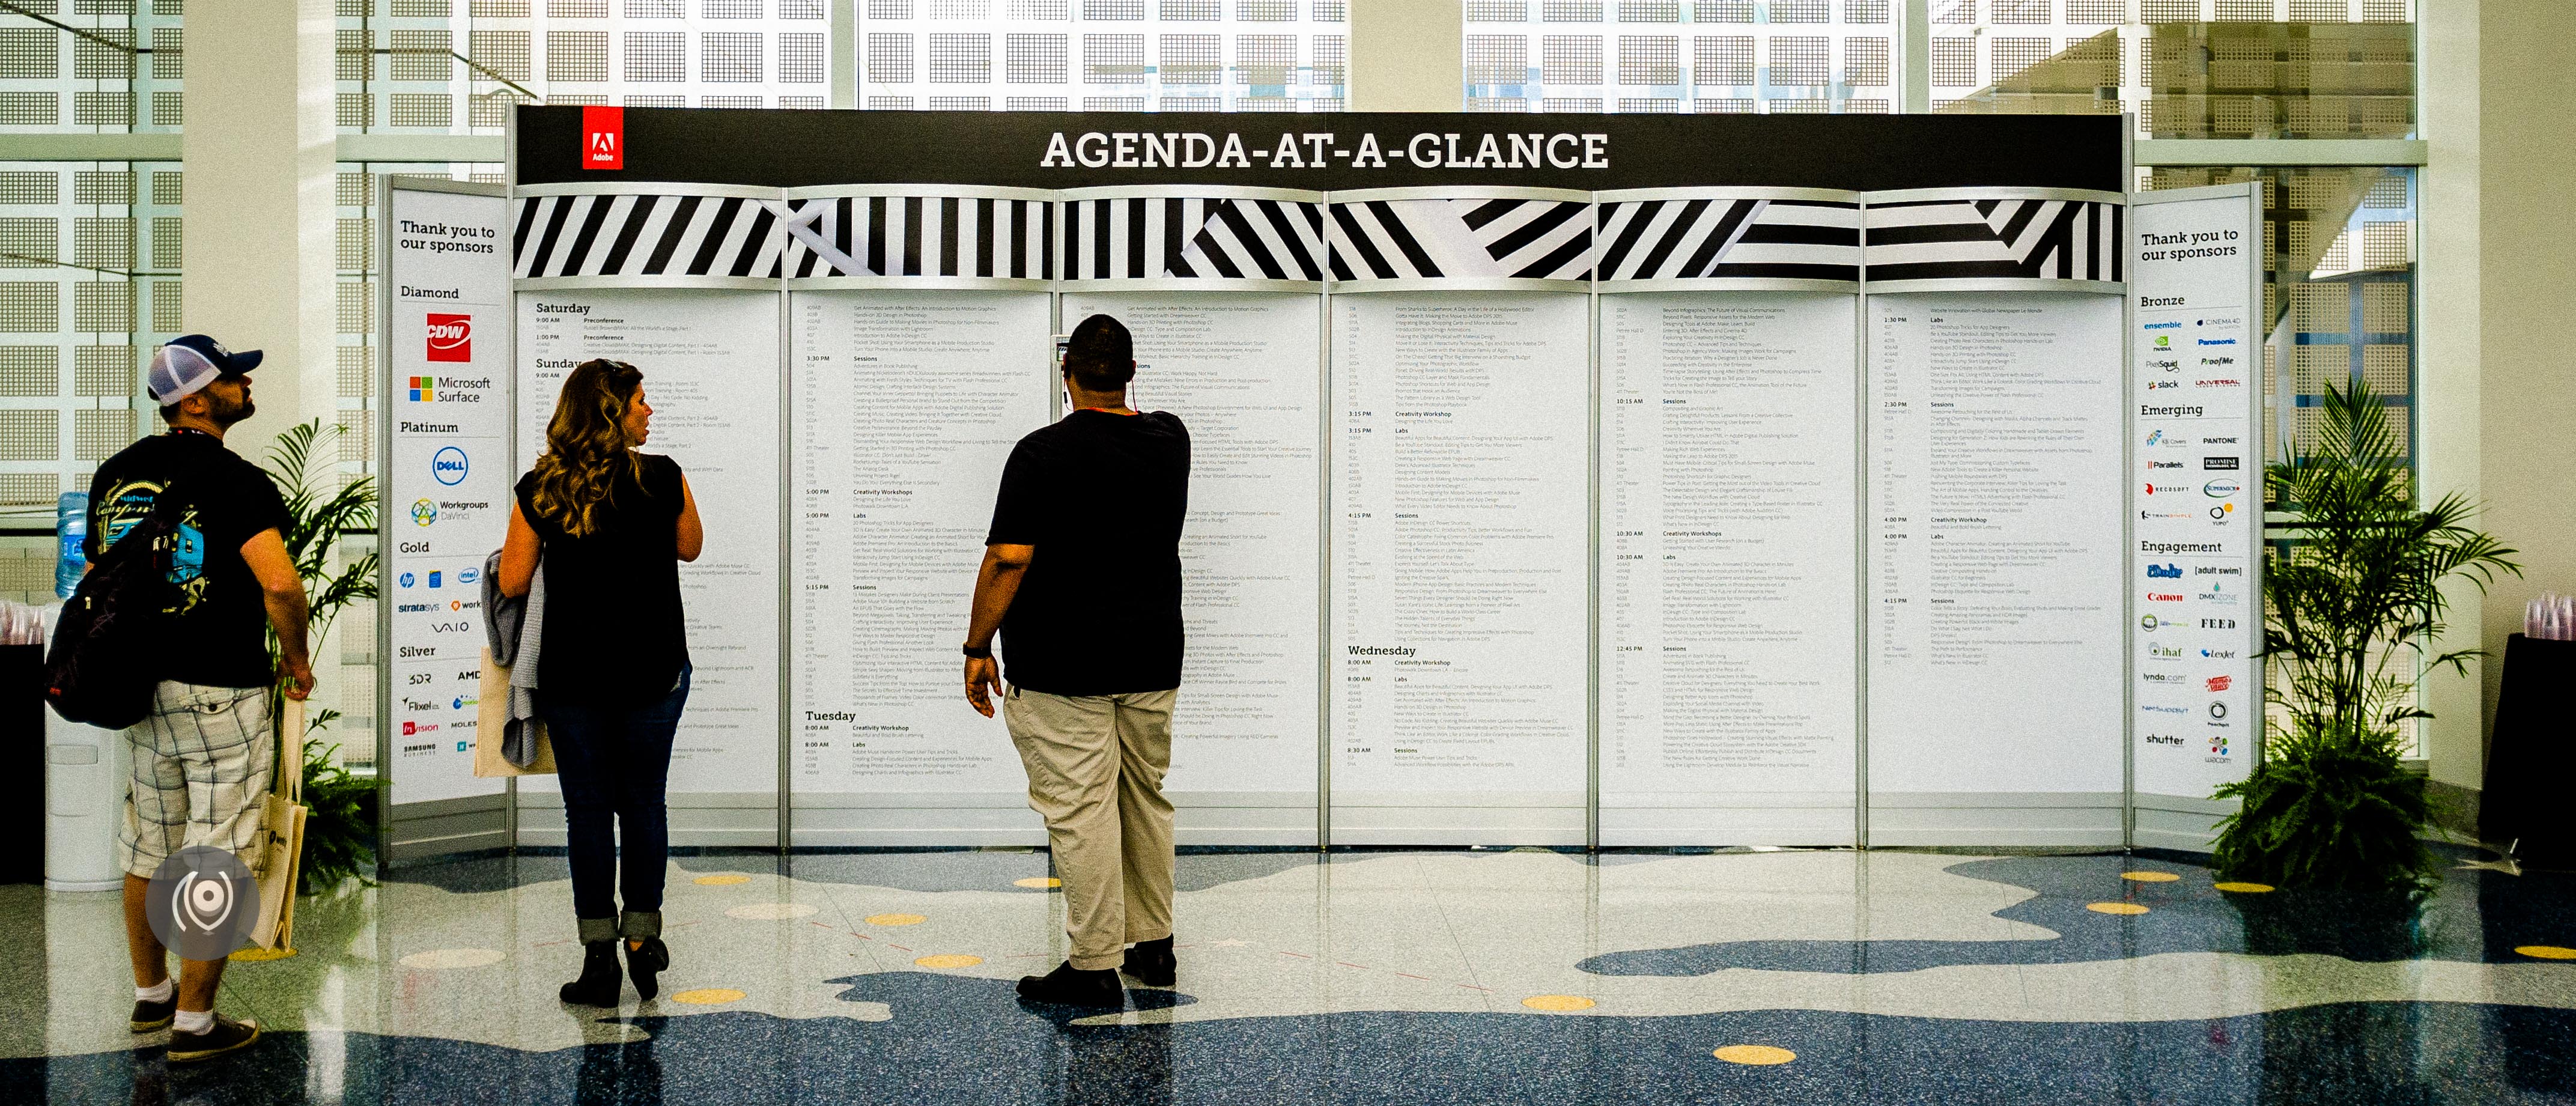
left=425, top=314, right=471, bottom=362
left=583, top=105, right=625, bottom=170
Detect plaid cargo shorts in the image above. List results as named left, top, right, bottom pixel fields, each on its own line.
left=120, top=681, right=275, bottom=880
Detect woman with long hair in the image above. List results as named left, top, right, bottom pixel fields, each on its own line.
left=497, top=358, right=704, bottom=1007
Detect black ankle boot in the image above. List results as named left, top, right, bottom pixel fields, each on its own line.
left=1016, top=960, right=1123, bottom=1008
left=1125, top=937, right=1176, bottom=987
left=625, top=937, right=670, bottom=1001
left=560, top=941, right=622, bottom=1007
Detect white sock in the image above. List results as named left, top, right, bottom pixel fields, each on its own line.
left=172, top=1008, right=213, bottom=1035
left=136, top=979, right=173, bottom=1004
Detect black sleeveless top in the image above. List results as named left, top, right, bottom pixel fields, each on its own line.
left=514, top=452, right=688, bottom=703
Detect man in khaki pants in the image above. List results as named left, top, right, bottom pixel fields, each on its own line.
left=964, top=314, right=1190, bottom=1007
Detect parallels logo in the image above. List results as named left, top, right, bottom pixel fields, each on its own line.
left=426, top=314, right=471, bottom=363
left=583, top=105, right=625, bottom=170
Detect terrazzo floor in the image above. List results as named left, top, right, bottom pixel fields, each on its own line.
left=5, top=844, right=2573, bottom=1104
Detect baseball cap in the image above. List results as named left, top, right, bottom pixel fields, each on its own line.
left=147, top=335, right=262, bottom=407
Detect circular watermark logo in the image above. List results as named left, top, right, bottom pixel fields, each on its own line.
left=144, top=846, right=261, bottom=961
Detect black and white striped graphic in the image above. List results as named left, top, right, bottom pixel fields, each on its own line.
left=1595, top=199, right=1861, bottom=284
left=512, top=193, right=783, bottom=280
left=1864, top=198, right=2124, bottom=285
left=780, top=195, right=1055, bottom=280
left=1327, top=198, right=1593, bottom=281
left=1062, top=196, right=1326, bottom=282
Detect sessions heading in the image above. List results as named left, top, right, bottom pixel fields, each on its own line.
left=1039, top=130, right=1611, bottom=172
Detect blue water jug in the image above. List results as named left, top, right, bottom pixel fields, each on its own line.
left=55, top=491, right=86, bottom=598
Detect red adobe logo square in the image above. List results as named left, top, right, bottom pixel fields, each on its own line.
left=583, top=105, right=624, bottom=171
left=426, top=313, right=471, bottom=362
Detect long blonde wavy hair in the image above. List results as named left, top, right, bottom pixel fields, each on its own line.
left=526, top=359, right=646, bottom=538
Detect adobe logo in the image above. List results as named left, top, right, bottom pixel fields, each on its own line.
left=426, top=314, right=470, bottom=362
left=583, top=105, right=624, bottom=171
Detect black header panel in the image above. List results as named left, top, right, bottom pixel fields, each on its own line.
left=516, top=107, right=2124, bottom=193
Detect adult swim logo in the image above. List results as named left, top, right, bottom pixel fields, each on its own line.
left=432, top=446, right=469, bottom=487
left=426, top=314, right=471, bottom=362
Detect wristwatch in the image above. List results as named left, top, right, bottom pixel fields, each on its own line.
left=962, top=643, right=992, bottom=659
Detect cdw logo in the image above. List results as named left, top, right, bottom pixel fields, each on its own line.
left=426, top=314, right=471, bottom=362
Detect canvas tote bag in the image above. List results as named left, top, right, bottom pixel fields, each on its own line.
left=248, top=696, right=308, bottom=952
left=475, top=647, right=556, bottom=776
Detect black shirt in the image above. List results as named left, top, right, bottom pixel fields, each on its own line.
left=85, top=430, right=294, bottom=689
left=986, top=409, right=1190, bottom=696
left=514, top=453, right=690, bottom=703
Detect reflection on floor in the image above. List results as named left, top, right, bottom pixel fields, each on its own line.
left=5, top=845, right=2573, bottom=1104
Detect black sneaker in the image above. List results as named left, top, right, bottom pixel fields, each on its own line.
left=1123, top=937, right=1176, bottom=987
left=130, top=995, right=175, bottom=1033
left=166, top=1014, right=260, bottom=1063
left=1016, top=960, right=1123, bottom=1008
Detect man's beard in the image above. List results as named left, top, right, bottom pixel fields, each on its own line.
left=206, top=388, right=254, bottom=427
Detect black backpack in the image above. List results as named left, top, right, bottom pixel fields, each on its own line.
left=43, top=485, right=189, bottom=729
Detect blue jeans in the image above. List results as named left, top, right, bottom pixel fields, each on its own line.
left=539, top=665, right=690, bottom=932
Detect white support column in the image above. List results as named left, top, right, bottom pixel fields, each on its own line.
left=831, top=0, right=859, bottom=109
left=181, top=0, right=337, bottom=451
left=2416, top=0, right=2482, bottom=796
left=1901, top=0, right=1931, bottom=114
left=1350, top=0, right=1461, bottom=112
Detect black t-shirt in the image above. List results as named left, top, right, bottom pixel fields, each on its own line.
left=514, top=452, right=690, bottom=703
left=85, top=430, right=294, bottom=689
left=986, top=410, right=1190, bottom=696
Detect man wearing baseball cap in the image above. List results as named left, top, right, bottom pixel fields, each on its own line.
left=85, top=335, right=314, bottom=1062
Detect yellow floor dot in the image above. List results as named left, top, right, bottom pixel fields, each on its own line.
left=1714, top=1045, right=1797, bottom=1066
left=2214, top=881, right=2276, bottom=893
left=725, top=902, right=820, bottom=921
left=2087, top=902, right=2151, bottom=916
left=398, top=948, right=505, bottom=970
left=229, top=946, right=296, bottom=962
left=2515, top=946, right=2576, bottom=961
left=866, top=913, right=926, bottom=926
left=1520, top=995, right=1596, bottom=1012
left=1013, top=877, right=1063, bottom=889
left=914, top=954, right=982, bottom=969
left=693, top=874, right=752, bottom=886
left=670, top=988, right=745, bottom=1005
left=2121, top=871, right=2182, bottom=883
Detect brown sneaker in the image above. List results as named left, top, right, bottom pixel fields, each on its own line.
left=129, top=995, right=175, bottom=1033
left=166, top=1014, right=261, bottom=1063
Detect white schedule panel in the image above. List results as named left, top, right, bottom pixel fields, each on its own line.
left=2130, top=187, right=2262, bottom=846
left=1866, top=292, right=2125, bottom=845
left=1329, top=291, right=1590, bottom=844
left=383, top=187, right=511, bottom=806
left=1600, top=292, right=1859, bottom=845
left=514, top=290, right=783, bottom=828
left=788, top=288, right=1053, bottom=844
left=1062, top=292, right=1324, bottom=842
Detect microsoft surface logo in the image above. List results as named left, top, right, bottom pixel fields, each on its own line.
left=409, top=375, right=433, bottom=401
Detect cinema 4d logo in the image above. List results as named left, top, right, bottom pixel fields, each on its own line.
left=583, top=105, right=625, bottom=170
left=426, top=314, right=471, bottom=363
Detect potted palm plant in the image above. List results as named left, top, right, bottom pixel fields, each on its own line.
left=2212, top=379, right=2517, bottom=899
left=260, top=419, right=388, bottom=896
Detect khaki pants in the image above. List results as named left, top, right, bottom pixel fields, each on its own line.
left=1002, top=685, right=1176, bottom=971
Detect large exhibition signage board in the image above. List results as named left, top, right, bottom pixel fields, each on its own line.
left=1861, top=189, right=2130, bottom=846
left=512, top=187, right=786, bottom=847
left=378, top=180, right=512, bottom=824
left=2128, top=184, right=2264, bottom=850
left=1060, top=184, right=1327, bottom=845
left=1324, top=188, right=1594, bottom=844
left=774, top=184, right=1058, bottom=845
left=1596, top=188, right=1862, bottom=845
